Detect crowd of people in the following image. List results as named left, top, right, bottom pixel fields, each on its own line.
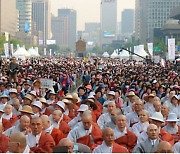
left=0, top=56, right=179, bottom=153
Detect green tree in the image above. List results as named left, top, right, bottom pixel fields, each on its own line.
left=47, top=44, right=60, bottom=54
left=0, top=36, right=6, bottom=54
left=154, top=39, right=167, bottom=52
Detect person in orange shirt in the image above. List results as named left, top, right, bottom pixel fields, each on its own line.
left=93, top=127, right=129, bottom=153
left=50, top=110, right=71, bottom=137
left=114, top=115, right=137, bottom=152
left=2, top=104, right=18, bottom=130
left=67, top=111, right=102, bottom=150
left=41, top=115, right=64, bottom=145
left=0, top=122, right=9, bottom=153
left=26, top=117, right=55, bottom=153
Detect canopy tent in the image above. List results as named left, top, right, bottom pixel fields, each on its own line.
left=133, top=45, right=148, bottom=60
left=119, top=50, right=130, bottom=59
left=102, top=52, right=109, bottom=58
left=13, top=48, right=30, bottom=59
left=28, top=48, right=40, bottom=57
left=111, top=50, right=119, bottom=58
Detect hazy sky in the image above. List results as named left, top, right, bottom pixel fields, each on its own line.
left=51, top=0, right=135, bottom=31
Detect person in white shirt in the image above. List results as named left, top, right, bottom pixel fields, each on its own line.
left=126, top=99, right=143, bottom=128
left=12, top=99, right=22, bottom=116
left=97, top=101, right=116, bottom=130
left=93, top=127, right=128, bottom=153
left=68, top=104, right=88, bottom=129
left=132, top=110, right=149, bottom=143
left=0, top=94, right=8, bottom=108
left=144, top=94, right=155, bottom=116
left=122, top=92, right=136, bottom=115
left=153, top=99, right=161, bottom=113
left=8, top=132, right=30, bottom=153
left=133, top=124, right=160, bottom=153
left=4, top=115, right=30, bottom=137
left=173, top=141, right=180, bottom=153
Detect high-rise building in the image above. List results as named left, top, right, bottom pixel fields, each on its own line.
left=32, top=0, right=51, bottom=45
left=135, top=0, right=180, bottom=43
left=16, top=0, right=32, bottom=33
left=57, top=9, right=77, bottom=51
left=0, top=0, right=17, bottom=37
left=121, top=9, right=134, bottom=36
left=100, top=0, right=117, bottom=47
left=51, top=16, right=68, bottom=47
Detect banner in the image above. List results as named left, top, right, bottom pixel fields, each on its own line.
left=44, top=48, right=46, bottom=56
left=168, top=38, right=175, bottom=60
left=40, top=78, right=53, bottom=89
left=147, top=43, right=153, bottom=57
left=10, top=44, right=14, bottom=55
left=4, top=43, right=9, bottom=58
left=50, top=49, right=52, bottom=56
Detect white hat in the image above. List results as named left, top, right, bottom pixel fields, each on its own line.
left=9, top=88, right=17, bottom=94
left=32, top=101, right=42, bottom=110
left=49, top=91, right=56, bottom=95
left=77, top=104, right=89, bottom=112
left=150, top=112, right=164, bottom=123
left=56, top=101, right=65, bottom=111
left=172, top=95, right=179, bottom=100
left=89, top=92, right=95, bottom=96
left=152, top=80, right=157, bottom=84
left=0, top=94, right=9, bottom=99
left=29, top=91, right=36, bottom=97
left=166, top=113, right=179, bottom=122
left=108, top=91, right=115, bottom=96
left=88, top=95, right=94, bottom=99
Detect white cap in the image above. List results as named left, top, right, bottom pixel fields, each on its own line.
left=32, top=101, right=42, bottom=110
left=89, top=92, right=95, bottom=96
left=108, top=91, right=115, bottom=96
left=56, top=101, right=65, bottom=111
left=166, top=113, right=179, bottom=122
left=150, top=112, right=164, bottom=123
left=88, top=95, right=94, bottom=99
left=77, top=104, right=89, bottom=112
left=9, top=88, right=17, bottom=94
left=30, top=91, right=36, bottom=97
left=152, top=80, right=157, bottom=84
left=172, top=95, right=179, bottom=100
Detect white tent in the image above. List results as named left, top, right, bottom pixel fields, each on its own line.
left=13, top=47, right=30, bottom=59
left=102, top=52, right=109, bottom=58
left=133, top=45, right=148, bottom=60
left=28, top=48, right=40, bottom=57
left=119, top=50, right=130, bottom=59
left=111, top=50, right=119, bottom=58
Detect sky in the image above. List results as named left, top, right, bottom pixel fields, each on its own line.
left=51, top=0, right=135, bottom=31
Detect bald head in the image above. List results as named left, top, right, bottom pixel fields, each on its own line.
left=81, top=112, right=92, bottom=130
left=41, top=115, right=50, bottom=130
left=4, top=104, right=12, bottom=114
left=52, top=110, right=62, bottom=122
left=102, top=128, right=114, bottom=146
left=156, top=141, right=173, bottom=153
left=20, top=115, right=30, bottom=130
left=58, top=138, right=74, bottom=153
left=147, top=124, right=159, bottom=140
left=8, top=132, right=27, bottom=153
left=107, top=102, right=116, bottom=114
left=116, top=115, right=126, bottom=131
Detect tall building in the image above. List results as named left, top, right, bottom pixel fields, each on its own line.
left=135, top=0, right=180, bottom=43
left=57, top=9, right=77, bottom=51
left=100, top=0, right=117, bottom=47
left=51, top=16, right=68, bottom=47
left=16, top=0, right=32, bottom=33
left=121, top=9, right=134, bottom=36
left=0, top=0, right=17, bottom=37
left=32, top=0, right=51, bottom=45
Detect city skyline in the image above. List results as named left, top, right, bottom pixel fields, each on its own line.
left=51, top=0, right=135, bottom=31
